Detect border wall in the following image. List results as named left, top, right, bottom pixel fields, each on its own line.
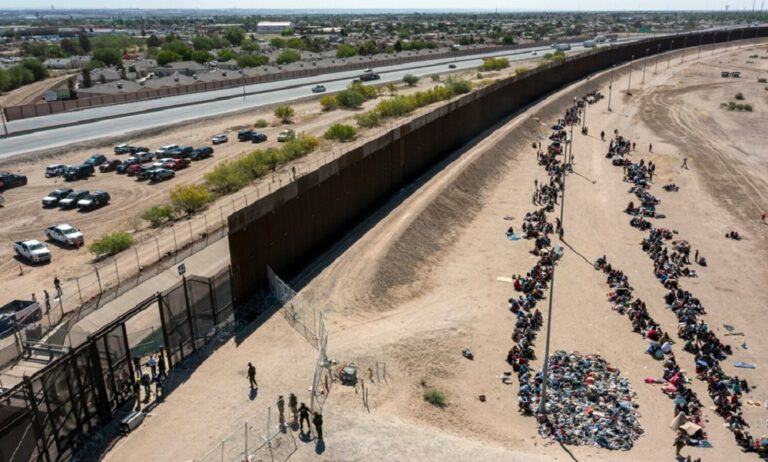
left=228, top=27, right=767, bottom=307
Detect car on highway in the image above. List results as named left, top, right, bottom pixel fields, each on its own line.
left=42, top=188, right=73, bottom=207
left=277, top=129, right=295, bottom=142
left=77, top=191, right=110, bottom=211
left=448, top=64, right=456, bottom=69
left=45, top=224, right=84, bottom=247
left=166, top=146, right=194, bottom=159
left=116, top=158, right=141, bottom=174
left=211, top=134, right=228, bottom=145
left=59, top=190, right=89, bottom=209
left=155, top=144, right=179, bottom=157
left=312, top=85, right=326, bottom=93
left=163, top=158, right=190, bottom=170
left=190, top=146, right=214, bottom=161
left=238, top=129, right=254, bottom=141
left=0, top=172, right=28, bottom=191
left=98, top=159, right=122, bottom=173
left=45, top=164, right=69, bottom=178
left=149, top=168, right=175, bottom=183
left=357, top=69, right=380, bottom=82
left=63, top=164, right=95, bottom=181
left=83, top=153, right=108, bottom=166
left=251, top=132, right=268, bottom=143
left=13, top=240, right=51, bottom=264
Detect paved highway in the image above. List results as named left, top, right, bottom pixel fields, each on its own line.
left=0, top=37, right=649, bottom=159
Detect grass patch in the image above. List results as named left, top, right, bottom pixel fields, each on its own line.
left=735, top=92, right=745, bottom=100
left=254, top=119, right=268, bottom=128
left=89, top=232, right=135, bottom=258
left=423, top=388, right=446, bottom=407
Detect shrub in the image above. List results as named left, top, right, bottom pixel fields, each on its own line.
left=335, top=89, right=365, bottom=108
left=355, top=110, right=381, bottom=128
left=403, top=74, right=419, bottom=86
left=156, top=50, right=181, bottom=66
left=758, top=78, right=767, bottom=83
left=431, top=74, right=441, bottom=82
left=282, top=134, right=320, bottom=160
left=744, top=104, right=753, bottom=111
left=236, top=54, right=269, bottom=68
left=728, top=101, right=737, bottom=110
left=385, top=82, right=398, bottom=96
left=336, top=43, right=357, bottom=58
left=423, top=388, right=446, bottom=406
left=348, top=81, right=380, bottom=100
left=324, top=123, right=357, bottom=142
left=479, top=57, right=510, bottom=71
left=274, top=105, right=295, bottom=123
left=445, top=77, right=471, bottom=94
left=320, top=95, right=336, bottom=111
left=476, top=72, right=483, bottom=79
left=515, top=66, right=530, bottom=74
left=141, top=205, right=173, bottom=228
left=170, top=184, right=210, bottom=215
left=254, top=119, right=268, bottom=128
left=376, top=95, right=417, bottom=117
left=735, top=92, right=745, bottom=100
left=89, top=232, right=135, bottom=257
left=276, top=49, right=301, bottom=64
left=204, top=160, right=252, bottom=194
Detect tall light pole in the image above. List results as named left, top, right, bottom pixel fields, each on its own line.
left=642, top=48, right=649, bottom=83
left=668, top=39, right=674, bottom=69
left=654, top=43, right=661, bottom=74
left=607, top=64, right=615, bottom=112
left=627, top=55, right=634, bottom=94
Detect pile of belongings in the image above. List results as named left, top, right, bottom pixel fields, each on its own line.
left=532, top=351, right=644, bottom=450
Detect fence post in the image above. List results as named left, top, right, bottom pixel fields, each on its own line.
left=172, top=226, right=179, bottom=254
left=76, top=277, right=84, bottom=305
left=209, top=276, right=218, bottom=326
left=244, top=421, right=248, bottom=460
left=23, top=376, right=52, bottom=462
left=156, top=292, right=174, bottom=369
left=188, top=220, right=193, bottom=246
left=135, top=247, right=141, bottom=274
left=114, top=259, right=121, bottom=290
left=94, top=265, right=103, bottom=294
left=181, top=275, right=197, bottom=351
left=203, top=213, right=209, bottom=244
left=155, top=238, right=161, bottom=274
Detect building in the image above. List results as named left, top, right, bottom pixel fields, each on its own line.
left=44, top=56, right=91, bottom=70
left=256, top=22, right=294, bottom=34
left=151, top=61, right=208, bottom=77
left=76, top=80, right=142, bottom=96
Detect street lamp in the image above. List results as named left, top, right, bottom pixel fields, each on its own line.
left=642, top=48, right=649, bottom=83
left=607, top=65, right=615, bottom=112
left=654, top=43, right=661, bottom=74
left=668, top=39, right=674, bottom=69
left=627, top=55, right=634, bottom=94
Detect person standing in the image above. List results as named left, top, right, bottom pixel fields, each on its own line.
left=147, top=355, right=158, bottom=379
left=289, top=393, right=298, bottom=421
left=157, top=350, right=166, bottom=378
left=681, top=158, right=688, bottom=169
left=53, top=276, right=62, bottom=297
left=247, top=362, right=257, bottom=389
left=298, top=402, right=311, bottom=434
left=649, top=143, right=653, bottom=152
left=674, top=429, right=687, bottom=457
left=31, top=293, right=37, bottom=303
left=277, top=395, right=285, bottom=421
left=312, top=411, right=323, bottom=441
left=43, top=290, right=51, bottom=314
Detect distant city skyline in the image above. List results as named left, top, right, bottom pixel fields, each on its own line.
left=2, top=1, right=766, bottom=12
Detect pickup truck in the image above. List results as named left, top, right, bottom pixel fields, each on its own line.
left=63, top=164, right=95, bottom=181
left=59, top=190, right=89, bottom=209
left=0, top=172, right=28, bottom=191
left=45, top=224, right=84, bottom=247
left=357, top=69, right=380, bottom=82
left=14, top=240, right=51, bottom=263
left=77, top=191, right=110, bottom=211
left=42, top=188, right=73, bottom=207
left=0, top=300, right=42, bottom=333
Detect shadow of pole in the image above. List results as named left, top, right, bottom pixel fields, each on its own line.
left=560, top=238, right=594, bottom=268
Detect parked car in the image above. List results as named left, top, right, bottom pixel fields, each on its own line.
left=13, top=240, right=51, bottom=264
left=136, top=167, right=156, bottom=181
left=116, top=158, right=141, bottom=173
left=211, top=134, right=228, bottom=145
left=149, top=168, right=175, bottom=183
left=131, top=146, right=150, bottom=154
left=45, top=164, right=68, bottom=178
left=127, top=164, right=145, bottom=176
left=0, top=172, right=28, bottom=190
left=163, top=158, right=190, bottom=170
left=45, top=224, right=84, bottom=247
left=251, top=132, right=268, bottom=143
left=63, top=164, right=95, bottom=181
left=99, top=159, right=122, bottom=172
left=154, top=144, right=179, bottom=157
left=59, top=190, right=89, bottom=209
left=42, top=188, right=73, bottom=207
left=277, top=129, right=295, bottom=142
left=114, top=143, right=132, bottom=154
left=151, top=158, right=173, bottom=168
left=166, top=146, right=194, bottom=159
left=77, top=191, right=110, bottom=211
left=0, top=194, right=4, bottom=207
left=312, top=85, right=326, bottom=93
left=0, top=300, right=42, bottom=332
left=190, top=146, right=214, bottom=161
left=238, top=129, right=254, bottom=141
left=132, top=151, right=154, bottom=163
left=84, top=153, right=107, bottom=166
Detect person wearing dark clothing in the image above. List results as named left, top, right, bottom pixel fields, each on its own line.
left=140, top=373, right=151, bottom=401
left=53, top=277, right=62, bottom=297
left=298, top=403, right=311, bottom=433
left=277, top=395, right=285, bottom=421
left=247, top=362, right=257, bottom=389
left=43, top=290, right=51, bottom=313
left=312, top=412, right=323, bottom=440
left=289, top=393, right=298, bottom=421
left=157, top=352, right=166, bottom=378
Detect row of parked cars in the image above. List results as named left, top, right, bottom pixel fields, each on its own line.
left=14, top=223, right=85, bottom=264
left=236, top=129, right=295, bottom=143
left=42, top=188, right=110, bottom=211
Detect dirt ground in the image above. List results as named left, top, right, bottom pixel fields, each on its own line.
left=0, top=63, right=529, bottom=305
left=102, top=41, right=768, bottom=462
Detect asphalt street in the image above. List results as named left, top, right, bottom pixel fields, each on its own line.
left=0, top=37, right=652, bottom=159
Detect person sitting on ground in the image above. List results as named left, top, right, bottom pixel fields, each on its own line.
left=726, top=231, right=742, bottom=240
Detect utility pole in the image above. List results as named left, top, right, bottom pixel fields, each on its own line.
left=627, top=55, right=634, bottom=94
left=642, top=48, right=649, bottom=83
left=607, top=65, right=615, bottom=112
left=654, top=43, right=661, bottom=74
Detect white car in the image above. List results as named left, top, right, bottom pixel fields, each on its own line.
left=130, top=151, right=154, bottom=163
left=155, top=144, right=179, bottom=156
left=13, top=240, right=51, bottom=263
left=45, top=224, right=84, bottom=247
left=152, top=158, right=173, bottom=168
left=211, top=134, right=228, bottom=145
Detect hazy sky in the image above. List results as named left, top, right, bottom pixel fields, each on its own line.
left=6, top=0, right=766, bottom=12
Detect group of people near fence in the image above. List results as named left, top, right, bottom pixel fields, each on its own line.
left=506, top=112, right=570, bottom=417
left=602, top=132, right=765, bottom=455
left=132, top=350, right=167, bottom=409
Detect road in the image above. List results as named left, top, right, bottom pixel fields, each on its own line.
left=0, top=36, right=655, bottom=159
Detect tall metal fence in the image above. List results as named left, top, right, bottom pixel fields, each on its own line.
left=0, top=266, right=234, bottom=462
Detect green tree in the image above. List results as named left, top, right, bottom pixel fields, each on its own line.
left=161, top=39, right=192, bottom=61
left=92, top=47, right=122, bottom=66
left=224, top=26, right=246, bottom=46
left=88, top=231, right=135, bottom=257
left=281, top=28, right=295, bottom=36
left=192, top=35, right=214, bottom=51
left=217, top=48, right=238, bottom=61
left=0, top=69, right=10, bottom=92
left=191, top=50, right=214, bottom=64
left=81, top=68, right=92, bottom=88
left=146, top=34, right=162, bottom=47
left=60, top=38, right=81, bottom=55
left=274, top=105, right=295, bottom=123
left=20, top=58, right=48, bottom=81
left=275, top=49, right=300, bottom=64
left=236, top=54, right=269, bottom=68
left=156, top=50, right=182, bottom=66
left=78, top=34, right=92, bottom=53
left=403, top=74, right=419, bottom=86
left=286, top=37, right=306, bottom=50
left=240, top=39, right=261, bottom=53
left=170, top=184, right=210, bottom=215
left=269, top=37, right=286, bottom=49
left=336, top=43, right=357, bottom=58
left=141, top=205, right=174, bottom=228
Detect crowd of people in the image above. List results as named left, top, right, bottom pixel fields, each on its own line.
left=603, top=132, right=765, bottom=455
